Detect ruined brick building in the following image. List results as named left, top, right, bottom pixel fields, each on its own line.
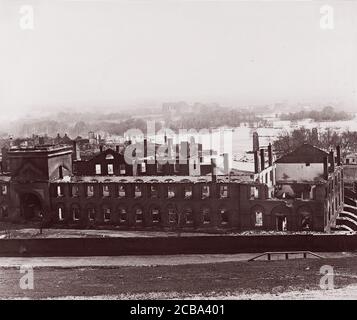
left=0, top=140, right=345, bottom=233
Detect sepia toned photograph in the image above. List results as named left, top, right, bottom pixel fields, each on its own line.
left=0, top=0, right=357, bottom=307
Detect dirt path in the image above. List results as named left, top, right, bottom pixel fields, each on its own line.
left=0, top=252, right=355, bottom=268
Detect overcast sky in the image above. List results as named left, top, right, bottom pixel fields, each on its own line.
left=0, top=0, right=356, bottom=119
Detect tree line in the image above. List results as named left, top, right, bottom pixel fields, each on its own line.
left=280, top=106, right=354, bottom=122
left=273, top=127, right=357, bottom=156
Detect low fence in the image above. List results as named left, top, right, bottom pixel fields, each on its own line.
left=1, top=234, right=357, bottom=257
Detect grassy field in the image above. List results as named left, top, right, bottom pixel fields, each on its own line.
left=1, top=256, right=357, bottom=299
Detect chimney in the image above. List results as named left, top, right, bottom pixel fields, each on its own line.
left=76, top=145, right=81, bottom=160
left=180, top=141, right=188, bottom=164
left=132, top=160, right=138, bottom=176
left=268, top=143, right=273, bottom=166
left=329, top=150, right=335, bottom=172
left=189, top=136, right=195, bottom=146
left=168, top=138, right=173, bottom=159
left=198, top=143, right=203, bottom=163
left=73, top=140, right=81, bottom=161
left=260, top=149, right=265, bottom=171
left=211, top=158, right=217, bottom=182
left=323, top=156, right=329, bottom=179
left=336, top=145, right=341, bottom=166
left=252, top=132, right=259, bottom=152
left=72, top=141, right=77, bottom=160
left=99, top=145, right=103, bottom=153
left=254, top=150, right=259, bottom=174
left=176, top=144, right=180, bottom=164
left=144, top=138, right=147, bottom=158
left=59, top=166, right=63, bottom=179
left=223, top=153, right=229, bottom=175
left=116, top=145, right=120, bottom=153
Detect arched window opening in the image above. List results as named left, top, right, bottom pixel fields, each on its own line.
left=151, top=208, right=160, bottom=223
left=88, top=207, right=96, bottom=222
left=72, top=205, right=80, bottom=221
left=219, top=208, right=229, bottom=225
left=168, top=207, right=178, bottom=224
left=118, top=207, right=127, bottom=224
left=118, top=185, right=126, bottom=197
left=103, top=207, right=111, bottom=222
left=135, top=207, right=143, bottom=223
left=57, top=206, right=64, bottom=221
left=202, top=207, right=210, bottom=224
left=184, top=207, right=194, bottom=225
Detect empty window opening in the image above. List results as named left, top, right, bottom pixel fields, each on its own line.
left=202, top=208, right=210, bottom=224
left=72, top=207, right=80, bottom=221
left=150, top=185, right=158, bottom=198
left=168, top=208, right=177, bottom=224
left=220, top=209, right=229, bottom=225
left=135, top=185, right=142, bottom=198
left=135, top=208, right=143, bottom=223
left=220, top=185, right=228, bottom=198
left=119, top=208, right=127, bottom=224
left=88, top=208, right=95, bottom=221
left=167, top=186, right=175, bottom=198
left=202, top=185, right=210, bottom=199
left=250, top=187, right=259, bottom=199
left=119, top=164, right=126, bottom=175
left=185, top=208, right=194, bottom=225
left=151, top=208, right=160, bottom=223
left=276, top=216, right=287, bottom=231
left=141, top=162, right=146, bottom=173
left=118, top=185, right=126, bottom=197
left=1, top=185, right=7, bottom=195
left=301, top=215, right=311, bottom=231
left=103, top=185, right=110, bottom=197
left=184, top=186, right=193, bottom=199
left=104, top=208, right=111, bottom=222
left=157, top=163, right=164, bottom=173
left=255, top=210, right=263, bottom=227
left=57, top=185, right=64, bottom=197
left=58, top=207, right=64, bottom=221
left=87, top=185, right=94, bottom=197
left=72, top=185, right=79, bottom=197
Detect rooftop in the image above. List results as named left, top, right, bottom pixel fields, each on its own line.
left=8, top=144, right=72, bottom=153
left=275, top=144, right=329, bottom=164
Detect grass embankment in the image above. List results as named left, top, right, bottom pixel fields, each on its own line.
left=1, top=256, right=357, bottom=299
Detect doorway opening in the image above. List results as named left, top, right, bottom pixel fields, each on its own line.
left=20, top=193, right=42, bottom=220
left=276, top=215, right=287, bottom=231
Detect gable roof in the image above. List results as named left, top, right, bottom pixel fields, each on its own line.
left=275, top=144, right=329, bottom=164
left=79, top=148, right=125, bottom=163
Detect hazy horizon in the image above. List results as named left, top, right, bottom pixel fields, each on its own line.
left=1, top=0, right=357, bottom=120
